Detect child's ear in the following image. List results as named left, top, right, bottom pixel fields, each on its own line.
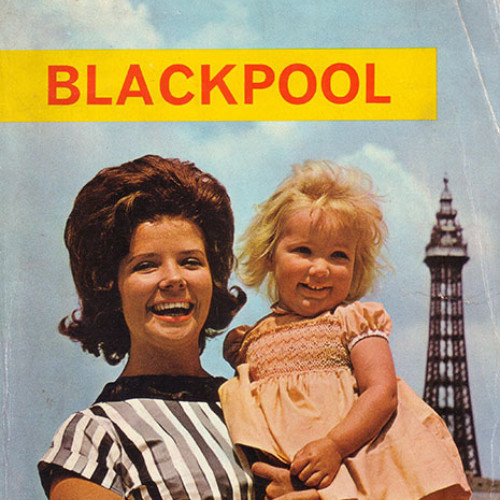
left=265, top=252, right=274, bottom=271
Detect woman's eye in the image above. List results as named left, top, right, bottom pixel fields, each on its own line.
left=183, top=257, right=203, bottom=268
left=132, top=261, right=156, bottom=272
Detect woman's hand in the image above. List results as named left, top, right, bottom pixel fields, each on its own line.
left=290, top=437, right=342, bottom=488
left=252, top=462, right=320, bottom=500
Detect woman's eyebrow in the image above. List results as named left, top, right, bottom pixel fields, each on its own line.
left=123, top=252, right=156, bottom=265
left=179, top=248, right=206, bottom=255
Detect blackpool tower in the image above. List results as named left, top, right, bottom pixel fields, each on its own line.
left=423, top=177, right=481, bottom=476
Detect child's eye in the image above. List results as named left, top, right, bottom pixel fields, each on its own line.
left=292, top=246, right=311, bottom=255
left=331, top=251, right=349, bottom=260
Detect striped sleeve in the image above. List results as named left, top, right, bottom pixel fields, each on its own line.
left=39, top=400, right=254, bottom=500
left=38, top=411, right=124, bottom=497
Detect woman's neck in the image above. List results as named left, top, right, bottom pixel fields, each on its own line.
left=121, top=346, right=210, bottom=378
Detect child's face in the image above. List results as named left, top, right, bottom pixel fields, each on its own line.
left=270, top=208, right=356, bottom=317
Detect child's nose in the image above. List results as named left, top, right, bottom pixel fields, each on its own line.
left=309, top=259, right=330, bottom=277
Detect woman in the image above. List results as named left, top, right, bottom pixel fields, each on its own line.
left=38, top=155, right=317, bottom=500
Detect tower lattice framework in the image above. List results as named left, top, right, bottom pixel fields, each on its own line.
left=423, top=177, right=481, bottom=476
left=424, top=178, right=481, bottom=476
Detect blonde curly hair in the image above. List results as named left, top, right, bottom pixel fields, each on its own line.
left=237, top=160, right=389, bottom=303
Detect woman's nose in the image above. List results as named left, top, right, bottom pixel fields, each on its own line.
left=158, top=266, right=186, bottom=291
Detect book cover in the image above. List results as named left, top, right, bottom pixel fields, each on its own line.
left=1, top=1, right=498, bottom=498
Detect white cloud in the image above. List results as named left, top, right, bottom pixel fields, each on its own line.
left=259, top=121, right=300, bottom=140
left=173, top=1, right=258, bottom=48
left=1, top=0, right=161, bottom=49
left=338, top=143, right=435, bottom=274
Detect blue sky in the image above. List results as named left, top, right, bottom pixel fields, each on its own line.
left=1, top=1, right=499, bottom=498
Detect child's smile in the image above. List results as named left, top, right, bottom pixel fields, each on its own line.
left=299, top=282, right=332, bottom=295
left=270, top=208, right=357, bottom=317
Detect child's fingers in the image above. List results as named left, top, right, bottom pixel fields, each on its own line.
left=302, top=471, right=325, bottom=487
left=296, top=464, right=320, bottom=484
left=317, top=473, right=335, bottom=489
left=289, top=456, right=309, bottom=476
left=289, top=458, right=312, bottom=482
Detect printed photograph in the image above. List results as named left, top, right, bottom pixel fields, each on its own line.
left=1, top=1, right=499, bottom=499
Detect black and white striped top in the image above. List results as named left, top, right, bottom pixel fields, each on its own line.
left=38, top=375, right=254, bottom=500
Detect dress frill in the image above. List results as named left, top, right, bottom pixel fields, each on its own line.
left=219, top=302, right=471, bottom=500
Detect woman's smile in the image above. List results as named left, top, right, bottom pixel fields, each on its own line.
left=149, top=300, right=196, bottom=322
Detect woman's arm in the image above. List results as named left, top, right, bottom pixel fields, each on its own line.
left=291, top=336, right=398, bottom=486
left=50, top=472, right=123, bottom=500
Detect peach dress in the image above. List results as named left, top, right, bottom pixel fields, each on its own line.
left=219, top=302, right=471, bottom=500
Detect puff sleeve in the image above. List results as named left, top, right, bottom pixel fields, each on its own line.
left=338, top=301, right=392, bottom=352
left=38, top=411, right=124, bottom=498
left=223, top=325, right=252, bottom=368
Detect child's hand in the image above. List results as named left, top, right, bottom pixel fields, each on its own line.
left=252, top=462, right=320, bottom=500
left=290, top=437, right=342, bottom=489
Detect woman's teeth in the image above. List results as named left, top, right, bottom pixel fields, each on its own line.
left=151, top=302, right=193, bottom=316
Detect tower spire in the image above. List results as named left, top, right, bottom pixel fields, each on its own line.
left=423, top=177, right=481, bottom=476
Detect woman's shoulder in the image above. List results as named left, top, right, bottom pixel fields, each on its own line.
left=38, top=405, right=120, bottom=496
left=46, top=404, right=119, bottom=446
left=39, top=378, right=246, bottom=500
left=43, top=376, right=228, bottom=453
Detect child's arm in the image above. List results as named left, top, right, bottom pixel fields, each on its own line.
left=290, top=336, right=398, bottom=489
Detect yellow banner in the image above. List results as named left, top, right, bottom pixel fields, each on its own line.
left=0, top=49, right=436, bottom=122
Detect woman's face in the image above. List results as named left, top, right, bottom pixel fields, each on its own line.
left=118, top=215, right=213, bottom=361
